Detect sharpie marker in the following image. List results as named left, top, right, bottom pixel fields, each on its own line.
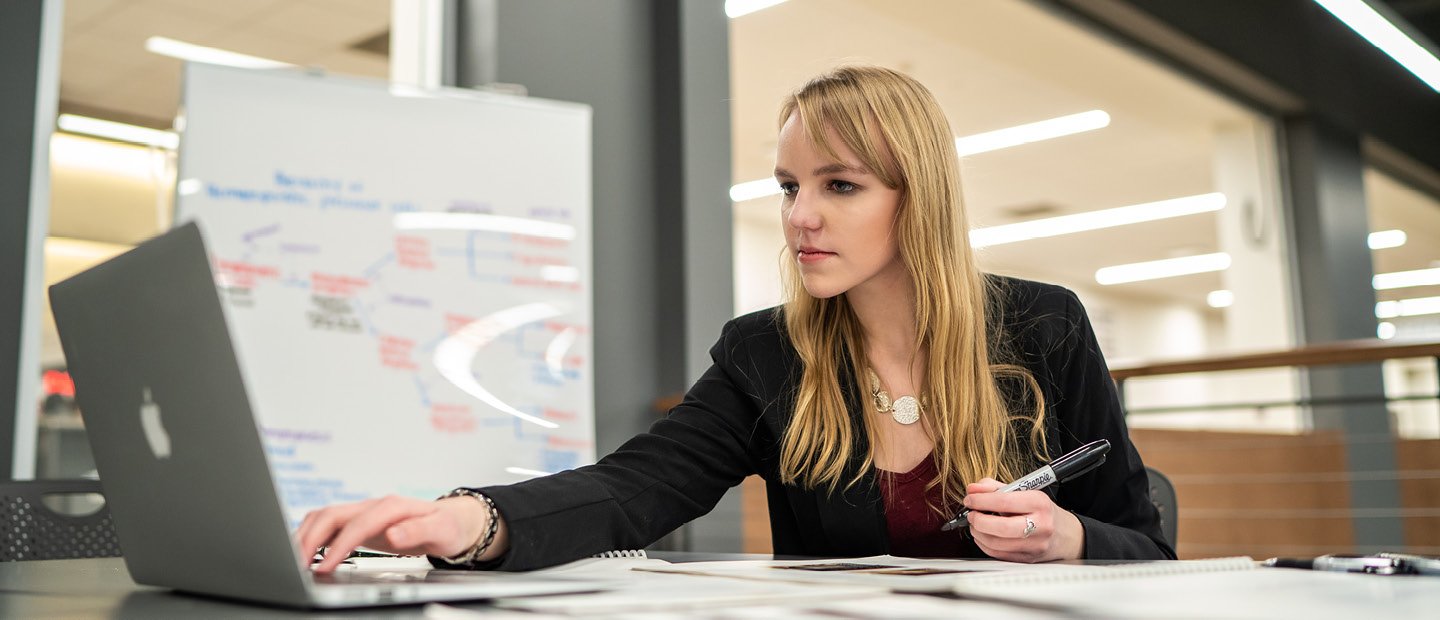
left=1263, top=555, right=1422, bottom=576
left=941, top=439, right=1111, bottom=532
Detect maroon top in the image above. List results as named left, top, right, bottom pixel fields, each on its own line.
left=878, top=454, right=971, bottom=558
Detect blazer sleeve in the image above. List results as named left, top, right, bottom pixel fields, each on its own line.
left=1048, top=289, right=1177, bottom=560
left=468, top=317, right=765, bottom=571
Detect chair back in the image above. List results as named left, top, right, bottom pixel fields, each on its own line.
left=0, top=479, right=121, bottom=561
left=1145, top=466, right=1178, bottom=548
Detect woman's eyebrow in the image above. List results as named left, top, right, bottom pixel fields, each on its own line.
left=773, top=163, right=870, bottom=179
left=812, top=163, right=869, bottom=176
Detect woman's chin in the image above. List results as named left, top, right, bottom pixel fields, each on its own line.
left=801, top=282, right=846, bottom=300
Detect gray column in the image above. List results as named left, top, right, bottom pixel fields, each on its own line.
left=1284, top=116, right=1403, bottom=549
left=1, top=0, right=62, bottom=480
left=456, top=0, right=737, bottom=551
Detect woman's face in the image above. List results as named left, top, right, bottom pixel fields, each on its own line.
left=776, top=113, right=906, bottom=300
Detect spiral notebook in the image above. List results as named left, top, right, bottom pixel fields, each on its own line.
left=948, top=555, right=1257, bottom=595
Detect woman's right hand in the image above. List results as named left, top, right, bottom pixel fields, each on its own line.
left=295, top=494, right=508, bottom=573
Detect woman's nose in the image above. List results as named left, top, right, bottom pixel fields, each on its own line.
left=786, top=190, right=822, bottom=230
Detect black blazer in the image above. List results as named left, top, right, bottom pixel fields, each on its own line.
left=475, top=277, right=1175, bottom=570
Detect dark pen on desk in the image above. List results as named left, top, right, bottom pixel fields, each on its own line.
left=941, top=439, right=1111, bottom=532
left=1263, top=554, right=1431, bottom=576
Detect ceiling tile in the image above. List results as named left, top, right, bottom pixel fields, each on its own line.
left=146, top=0, right=288, bottom=24
left=63, top=0, right=128, bottom=32
left=252, top=0, right=390, bottom=50
left=309, top=49, right=389, bottom=80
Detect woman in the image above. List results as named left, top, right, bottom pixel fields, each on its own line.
left=299, top=66, right=1174, bottom=572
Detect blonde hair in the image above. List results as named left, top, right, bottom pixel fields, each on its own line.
left=776, top=66, right=1047, bottom=511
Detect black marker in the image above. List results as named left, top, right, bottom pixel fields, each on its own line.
left=1263, top=555, right=1420, bottom=575
left=941, top=439, right=1111, bottom=532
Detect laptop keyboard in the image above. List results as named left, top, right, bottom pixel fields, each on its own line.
left=314, top=569, right=536, bottom=585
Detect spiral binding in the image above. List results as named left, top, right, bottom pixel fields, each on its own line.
left=591, top=549, right=648, bottom=559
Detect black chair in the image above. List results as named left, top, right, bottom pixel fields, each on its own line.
left=0, top=479, right=121, bottom=561
left=1145, top=466, right=1178, bottom=549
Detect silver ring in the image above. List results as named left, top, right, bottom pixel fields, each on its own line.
left=1022, top=517, right=1036, bottom=538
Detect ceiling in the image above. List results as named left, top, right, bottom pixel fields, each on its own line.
left=727, top=0, right=1440, bottom=308
left=59, top=0, right=389, bottom=128
left=1378, top=0, right=1440, bottom=51
left=47, top=0, right=1440, bottom=312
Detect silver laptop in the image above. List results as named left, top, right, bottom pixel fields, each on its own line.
left=48, top=221, right=601, bottom=608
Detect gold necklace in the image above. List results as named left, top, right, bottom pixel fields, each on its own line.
left=867, top=369, right=923, bottom=425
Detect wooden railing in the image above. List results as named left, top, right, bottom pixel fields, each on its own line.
left=1111, top=338, right=1440, bottom=381
left=1111, top=339, right=1440, bottom=559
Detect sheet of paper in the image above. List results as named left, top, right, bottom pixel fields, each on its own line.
left=972, top=567, right=1440, bottom=619
left=490, top=571, right=886, bottom=614
left=638, top=554, right=1102, bottom=592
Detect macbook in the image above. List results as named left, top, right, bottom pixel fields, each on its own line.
left=48, top=221, right=601, bottom=608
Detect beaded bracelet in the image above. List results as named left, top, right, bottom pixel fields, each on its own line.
left=433, top=488, right=500, bottom=568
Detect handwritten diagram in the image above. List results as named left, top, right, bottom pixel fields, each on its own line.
left=176, top=64, right=593, bottom=526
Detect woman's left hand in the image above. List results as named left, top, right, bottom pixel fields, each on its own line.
left=962, top=478, right=1085, bottom=562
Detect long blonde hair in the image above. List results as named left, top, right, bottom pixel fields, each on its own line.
left=776, top=66, right=1047, bottom=510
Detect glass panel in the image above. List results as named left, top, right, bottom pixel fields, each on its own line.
left=35, top=0, right=392, bottom=479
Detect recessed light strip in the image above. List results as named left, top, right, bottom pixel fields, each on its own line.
left=954, top=110, right=1110, bottom=157
left=725, top=0, right=788, bottom=18
left=1207, top=290, right=1235, bottom=308
left=1313, top=0, right=1440, bottom=92
left=1095, top=253, right=1231, bottom=286
left=969, top=193, right=1224, bottom=248
left=1376, top=295, right=1440, bottom=318
left=144, top=36, right=294, bottom=69
left=1374, top=267, right=1440, bottom=290
left=731, top=109, right=1111, bottom=202
left=1368, top=229, right=1407, bottom=249
left=56, top=114, right=179, bottom=149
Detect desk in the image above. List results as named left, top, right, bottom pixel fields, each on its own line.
left=2, top=555, right=1435, bottom=618
left=0, top=553, right=773, bottom=619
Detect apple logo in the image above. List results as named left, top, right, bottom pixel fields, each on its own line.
left=139, top=387, right=171, bottom=459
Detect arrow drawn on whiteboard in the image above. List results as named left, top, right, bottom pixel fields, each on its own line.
left=433, top=302, right=563, bottom=429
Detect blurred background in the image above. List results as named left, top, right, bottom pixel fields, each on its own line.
left=6, top=0, right=1439, bottom=560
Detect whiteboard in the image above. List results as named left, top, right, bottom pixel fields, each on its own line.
left=174, top=63, right=593, bottom=526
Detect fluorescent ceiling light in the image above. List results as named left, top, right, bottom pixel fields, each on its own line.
left=730, top=178, right=782, bottom=202
left=51, top=133, right=162, bottom=178
left=393, top=212, right=575, bottom=240
left=1095, top=253, right=1231, bottom=285
left=1207, top=290, right=1235, bottom=308
left=954, top=110, right=1110, bottom=157
left=56, top=114, right=178, bottom=149
left=144, top=36, right=294, bottom=69
left=1374, top=267, right=1440, bottom=290
left=729, top=109, right=1111, bottom=203
left=1367, top=229, right=1407, bottom=249
left=969, top=192, right=1224, bottom=248
left=726, top=0, right=787, bottom=18
left=177, top=178, right=203, bottom=196
left=1313, top=0, right=1440, bottom=92
left=1376, top=295, right=1440, bottom=318
left=1377, top=321, right=1396, bottom=339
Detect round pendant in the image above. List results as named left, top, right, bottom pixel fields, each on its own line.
left=891, top=396, right=921, bottom=425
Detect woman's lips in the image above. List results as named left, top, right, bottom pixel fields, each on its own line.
left=797, top=249, right=836, bottom=264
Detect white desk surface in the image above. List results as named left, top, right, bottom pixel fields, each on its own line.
left=0, top=554, right=1432, bottom=619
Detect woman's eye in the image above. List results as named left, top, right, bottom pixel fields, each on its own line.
left=779, top=182, right=798, bottom=196
left=829, top=180, right=856, bottom=193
